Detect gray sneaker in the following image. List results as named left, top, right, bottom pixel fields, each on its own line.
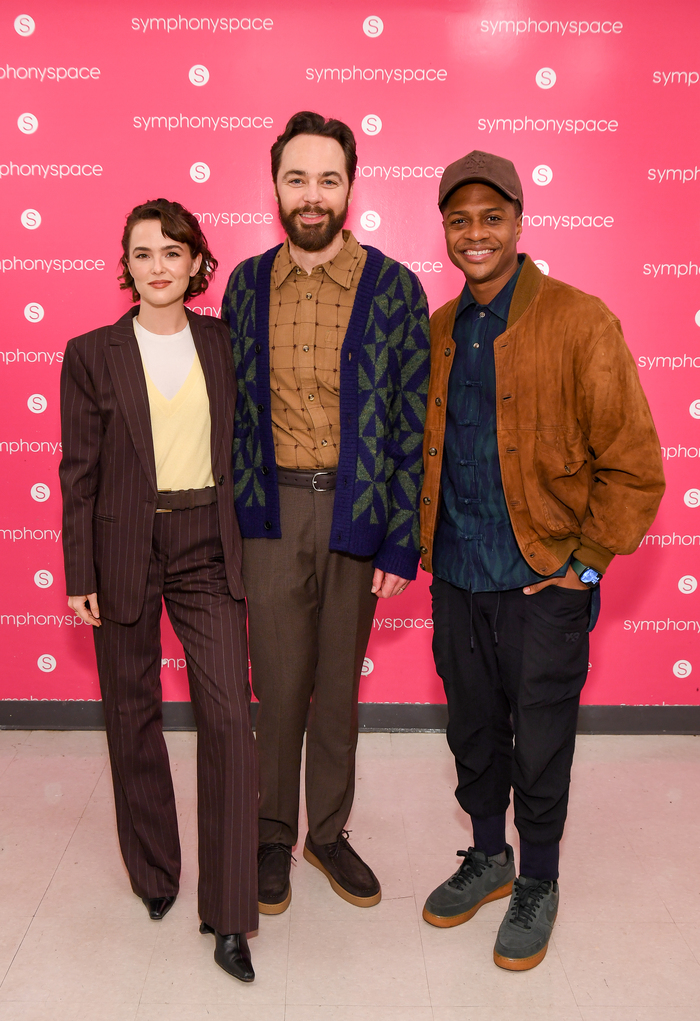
left=493, top=876, right=559, bottom=970
left=423, top=845, right=515, bottom=927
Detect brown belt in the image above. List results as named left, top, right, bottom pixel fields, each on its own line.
left=156, top=487, right=217, bottom=512
left=276, top=468, right=337, bottom=492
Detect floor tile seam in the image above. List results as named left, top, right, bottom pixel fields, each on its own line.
left=550, top=933, right=585, bottom=1017
left=0, top=754, right=128, bottom=995
left=0, top=760, right=104, bottom=992
left=674, top=920, right=700, bottom=967
left=394, top=733, right=434, bottom=1009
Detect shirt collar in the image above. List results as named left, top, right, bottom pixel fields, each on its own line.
left=272, top=229, right=364, bottom=290
left=455, top=253, right=525, bottom=322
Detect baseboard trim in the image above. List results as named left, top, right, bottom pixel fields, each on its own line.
left=1, top=701, right=699, bottom=734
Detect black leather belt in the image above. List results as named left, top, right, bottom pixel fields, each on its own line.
left=276, top=468, right=337, bottom=492
left=156, top=487, right=217, bottom=512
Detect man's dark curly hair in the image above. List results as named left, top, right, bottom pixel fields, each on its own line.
left=270, top=110, right=357, bottom=184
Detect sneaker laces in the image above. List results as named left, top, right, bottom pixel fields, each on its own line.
left=507, top=878, right=551, bottom=930
left=448, top=848, right=491, bottom=891
left=258, top=842, right=296, bottom=865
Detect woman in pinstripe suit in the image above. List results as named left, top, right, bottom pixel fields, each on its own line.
left=59, top=199, right=258, bottom=982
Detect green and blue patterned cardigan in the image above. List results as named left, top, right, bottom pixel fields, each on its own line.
left=221, top=244, right=430, bottom=580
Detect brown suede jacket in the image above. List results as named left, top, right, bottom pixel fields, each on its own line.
left=420, top=256, right=665, bottom=577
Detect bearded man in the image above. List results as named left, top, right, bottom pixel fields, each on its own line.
left=222, top=111, right=430, bottom=914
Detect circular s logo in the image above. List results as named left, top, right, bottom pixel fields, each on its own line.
left=31, top=483, right=50, bottom=502
left=360, top=210, right=381, bottom=231
left=37, top=654, right=56, bottom=673
left=689, top=399, right=700, bottom=419
left=534, top=260, right=550, bottom=275
left=673, top=659, right=692, bottom=678
left=24, top=302, right=44, bottom=322
left=14, top=14, right=35, bottom=36
left=34, top=570, right=53, bottom=588
left=361, top=114, right=382, bottom=135
left=27, top=393, right=47, bottom=414
left=188, top=64, right=209, bottom=86
left=684, top=488, right=700, bottom=508
left=190, top=161, right=210, bottom=183
left=363, top=15, right=384, bottom=37
left=536, top=67, right=557, bottom=89
left=532, top=164, right=553, bottom=186
left=17, top=112, right=38, bottom=134
left=362, top=657, right=374, bottom=676
left=679, top=575, right=698, bottom=594
left=21, top=208, right=41, bottom=230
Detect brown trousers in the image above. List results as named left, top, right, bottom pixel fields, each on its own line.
left=94, top=504, right=258, bottom=935
left=243, top=485, right=377, bottom=847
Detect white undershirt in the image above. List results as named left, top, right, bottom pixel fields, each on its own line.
left=133, top=318, right=196, bottom=400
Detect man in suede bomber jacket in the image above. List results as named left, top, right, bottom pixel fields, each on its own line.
left=419, top=151, right=664, bottom=972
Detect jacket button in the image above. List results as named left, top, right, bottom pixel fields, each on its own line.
left=435, top=397, right=442, bottom=406
left=257, top=404, right=264, bottom=413
left=255, top=343, right=261, bottom=353
left=420, top=545, right=428, bottom=554
left=261, top=465, right=270, bottom=476
left=444, top=348, right=451, bottom=357
left=422, top=496, right=431, bottom=505
left=428, top=447, right=437, bottom=456
left=264, top=520, right=272, bottom=531
left=218, top=475, right=225, bottom=485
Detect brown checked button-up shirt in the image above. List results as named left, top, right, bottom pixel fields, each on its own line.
left=269, top=229, right=367, bottom=470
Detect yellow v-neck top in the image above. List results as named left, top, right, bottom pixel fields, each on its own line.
left=142, top=353, right=215, bottom=491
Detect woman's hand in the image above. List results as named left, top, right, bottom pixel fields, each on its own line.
left=68, top=593, right=102, bottom=626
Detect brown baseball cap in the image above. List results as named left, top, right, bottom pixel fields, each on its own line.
left=438, top=150, right=523, bottom=210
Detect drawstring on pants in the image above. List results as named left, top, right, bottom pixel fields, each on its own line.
left=469, top=590, right=474, bottom=651
left=493, top=592, right=501, bottom=646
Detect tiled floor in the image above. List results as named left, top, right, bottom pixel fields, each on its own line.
left=0, top=730, right=699, bottom=1020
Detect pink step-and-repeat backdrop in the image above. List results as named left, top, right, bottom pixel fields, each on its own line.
left=1, top=0, right=699, bottom=708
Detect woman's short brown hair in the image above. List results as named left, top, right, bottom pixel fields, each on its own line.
left=119, top=198, right=217, bottom=302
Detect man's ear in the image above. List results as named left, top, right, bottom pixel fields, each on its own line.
left=515, top=214, right=523, bottom=242
left=347, top=182, right=354, bottom=206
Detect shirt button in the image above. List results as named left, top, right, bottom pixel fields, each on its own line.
left=478, top=311, right=486, bottom=318
left=306, top=292, right=313, bottom=299
left=428, top=447, right=437, bottom=456
left=303, top=345, right=309, bottom=352
left=308, top=394, right=315, bottom=401
left=444, top=348, right=451, bottom=357
left=473, top=342, right=480, bottom=348
left=435, top=397, right=442, bottom=406
left=295, top=268, right=301, bottom=274
left=218, top=475, right=225, bottom=485
left=321, top=439, right=328, bottom=446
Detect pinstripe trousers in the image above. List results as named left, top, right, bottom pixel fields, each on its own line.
left=93, top=503, right=258, bottom=935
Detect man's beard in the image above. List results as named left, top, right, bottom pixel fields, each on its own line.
left=278, top=202, right=348, bottom=252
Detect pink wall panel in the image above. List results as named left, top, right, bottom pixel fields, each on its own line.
left=1, top=0, right=698, bottom=705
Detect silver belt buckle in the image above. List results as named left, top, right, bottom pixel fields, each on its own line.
left=312, top=471, right=332, bottom=492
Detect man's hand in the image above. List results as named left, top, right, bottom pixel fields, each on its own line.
left=371, top=569, right=411, bottom=599
left=524, top=565, right=589, bottom=595
left=68, top=593, right=101, bottom=626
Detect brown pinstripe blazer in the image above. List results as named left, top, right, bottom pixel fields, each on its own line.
left=59, top=306, right=244, bottom=624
